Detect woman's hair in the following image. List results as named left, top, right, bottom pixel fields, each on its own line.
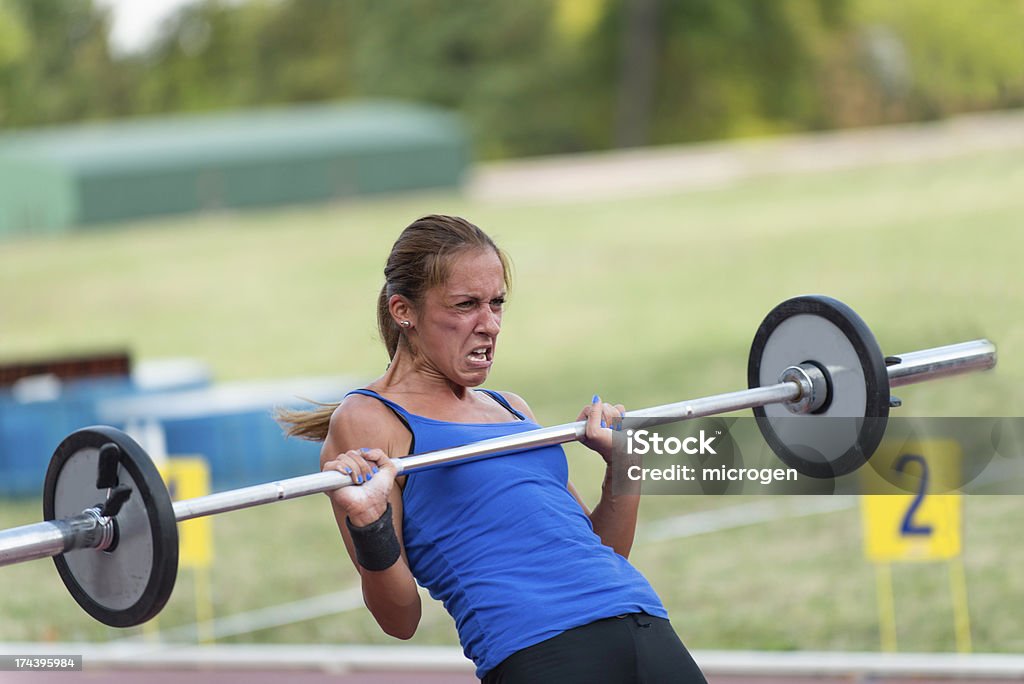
left=276, top=214, right=511, bottom=442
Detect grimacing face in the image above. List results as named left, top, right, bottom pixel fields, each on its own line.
left=413, top=248, right=506, bottom=387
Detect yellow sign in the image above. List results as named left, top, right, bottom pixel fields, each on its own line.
left=861, top=439, right=963, bottom=562
left=862, top=494, right=962, bottom=561
left=861, top=439, right=971, bottom=653
left=159, top=457, right=213, bottom=569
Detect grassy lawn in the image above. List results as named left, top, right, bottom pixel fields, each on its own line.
left=0, top=149, right=1021, bottom=651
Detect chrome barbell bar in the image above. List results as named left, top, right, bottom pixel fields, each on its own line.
left=175, top=339, right=996, bottom=519
left=0, top=338, right=996, bottom=568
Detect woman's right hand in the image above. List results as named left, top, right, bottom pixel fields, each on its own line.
left=322, top=448, right=398, bottom=526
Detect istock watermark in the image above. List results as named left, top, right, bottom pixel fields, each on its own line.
left=625, top=428, right=719, bottom=456
left=619, top=422, right=797, bottom=488
left=608, top=417, right=1024, bottom=495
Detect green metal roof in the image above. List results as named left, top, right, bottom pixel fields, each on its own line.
left=0, top=100, right=465, bottom=175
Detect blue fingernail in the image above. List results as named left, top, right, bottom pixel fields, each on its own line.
left=356, top=474, right=363, bottom=484
left=601, top=419, right=607, bottom=428
left=361, top=448, right=369, bottom=452
left=343, top=467, right=352, bottom=474
left=367, top=473, right=373, bottom=480
left=592, top=394, right=600, bottom=403
left=372, top=466, right=379, bottom=473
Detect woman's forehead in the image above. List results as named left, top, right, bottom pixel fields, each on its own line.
left=442, top=250, right=505, bottom=292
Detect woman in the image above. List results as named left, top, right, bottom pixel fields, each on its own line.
left=279, top=215, right=706, bottom=683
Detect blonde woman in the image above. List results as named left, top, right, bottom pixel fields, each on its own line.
left=280, top=215, right=705, bottom=683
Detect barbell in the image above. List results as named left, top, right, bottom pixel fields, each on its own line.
left=0, top=295, right=997, bottom=628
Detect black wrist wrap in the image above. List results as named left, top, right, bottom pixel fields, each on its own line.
left=346, top=502, right=401, bottom=572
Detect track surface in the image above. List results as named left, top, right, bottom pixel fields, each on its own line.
left=2, top=669, right=1023, bottom=684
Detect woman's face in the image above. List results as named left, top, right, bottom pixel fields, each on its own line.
left=414, top=248, right=506, bottom=387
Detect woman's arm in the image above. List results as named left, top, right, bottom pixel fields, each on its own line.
left=567, top=477, right=640, bottom=558
left=320, top=397, right=421, bottom=639
left=501, top=392, right=639, bottom=558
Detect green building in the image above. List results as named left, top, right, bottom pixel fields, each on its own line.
left=0, top=100, right=469, bottom=237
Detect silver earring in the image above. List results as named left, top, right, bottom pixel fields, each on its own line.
left=400, top=320, right=411, bottom=328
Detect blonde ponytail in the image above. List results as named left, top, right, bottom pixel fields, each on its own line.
left=273, top=400, right=338, bottom=442
left=378, top=283, right=401, bottom=360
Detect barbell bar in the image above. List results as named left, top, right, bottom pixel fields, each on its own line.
left=0, top=295, right=999, bottom=627
left=149, top=340, right=1003, bottom=520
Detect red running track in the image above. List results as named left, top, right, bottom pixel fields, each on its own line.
left=2, top=669, right=1023, bottom=684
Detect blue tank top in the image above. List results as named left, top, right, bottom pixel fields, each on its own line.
left=347, top=388, right=667, bottom=678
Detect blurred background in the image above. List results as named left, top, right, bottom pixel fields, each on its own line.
left=2, top=0, right=1023, bottom=155
left=1, top=0, right=1022, bottom=679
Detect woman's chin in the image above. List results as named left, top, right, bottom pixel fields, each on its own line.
left=458, top=366, right=491, bottom=386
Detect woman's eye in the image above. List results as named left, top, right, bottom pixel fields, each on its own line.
left=456, top=301, right=475, bottom=309
left=490, top=298, right=506, bottom=310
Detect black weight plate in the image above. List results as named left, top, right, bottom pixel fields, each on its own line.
left=748, top=296, right=890, bottom=478
left=43, top=426, right=178, bottom=627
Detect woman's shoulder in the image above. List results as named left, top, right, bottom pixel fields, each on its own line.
left=327, top=391, right=408, bottom=445
left=487, top=389, right=536, bottom=421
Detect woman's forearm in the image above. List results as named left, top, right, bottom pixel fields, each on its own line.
left=588, top=469, right=641, bottom=558
left=360, top=560, right=422, bottom=639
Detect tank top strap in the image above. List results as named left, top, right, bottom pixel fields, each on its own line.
left=344, top=388, right=418, bottom=454
left=474, top=389, right=527, bottom=420
left=345, top=388, right=414, bottom=419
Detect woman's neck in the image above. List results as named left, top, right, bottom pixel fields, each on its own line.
left=378, top=348, right=470, bottom=401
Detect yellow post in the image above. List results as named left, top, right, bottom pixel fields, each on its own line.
left=861, top=438, right=967, bottom=654
left=159, top=456, right=216, bottom=644
left=875, top=562, right=898, bottom=652
left=949, top=558, right=973, bottom=653
left=194, top=568, right=216, bottom=644
left=142, top=616, right=160, bottom=642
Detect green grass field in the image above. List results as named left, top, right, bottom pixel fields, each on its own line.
left=1, top=149, right=1021, bottom=652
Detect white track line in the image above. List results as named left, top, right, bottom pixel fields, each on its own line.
left=641, top=496, right=856, bottom=543
left=113, top=587, right=366, bottom=644
left=695, top=649, right=1024, bottom=678
left=3, top=643, right=1024, bottom=678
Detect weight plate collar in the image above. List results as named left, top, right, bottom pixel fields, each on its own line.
left=43, top=426, right=178, bottom=627
left=748, top=295, right=890, bottom=478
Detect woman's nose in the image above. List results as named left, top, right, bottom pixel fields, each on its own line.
left=477, top=306, right=501, bottom=334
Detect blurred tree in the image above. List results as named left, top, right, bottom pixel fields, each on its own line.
left=554, top=0, right=606, bottom=41
left=642, top=0, right=852, bottom=142
left=614, top=0, right=660, bottom=147
left=572, top=0, right=855, bottom=149
left=853, top=0, right=1024, bottom=118
left=0, top=0, right=30, bottom=69
left=346, top=0, right=590, bottom=157
left=133, top=0, right=355, bottom=114
left=1, top=0, right=1022, bottom=157
left=0, top=0, right=124, bottom=127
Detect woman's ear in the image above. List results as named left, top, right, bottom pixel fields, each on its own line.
left=388, top=294, right=415, bottom=329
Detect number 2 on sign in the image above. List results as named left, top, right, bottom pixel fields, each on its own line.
left=895, top=454, right=932, bottom=536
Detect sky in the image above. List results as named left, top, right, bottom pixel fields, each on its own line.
left=97, top=0, right=201, bottom=55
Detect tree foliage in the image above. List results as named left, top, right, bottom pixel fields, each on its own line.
left=0, top=0, right=1021, bottom=158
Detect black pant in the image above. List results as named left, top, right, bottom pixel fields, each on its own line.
left=482, top=613, right=707, bottom=684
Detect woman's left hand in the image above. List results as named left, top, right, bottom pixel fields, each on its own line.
left=577, top=394, right=625, bottom=464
